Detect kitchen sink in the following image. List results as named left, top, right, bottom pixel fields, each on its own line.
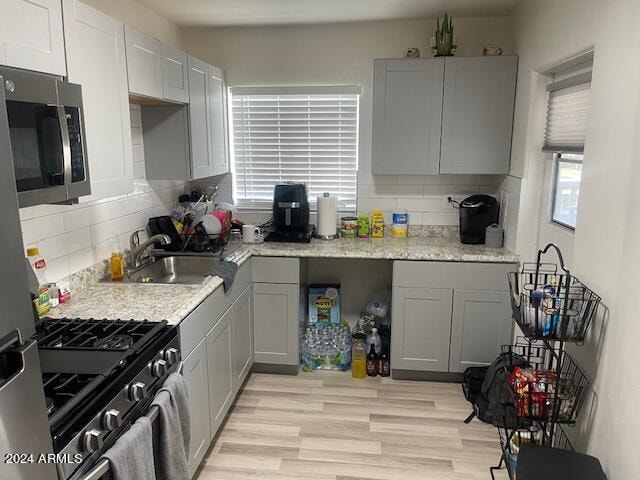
left=103, top=255, right=222, bottom=285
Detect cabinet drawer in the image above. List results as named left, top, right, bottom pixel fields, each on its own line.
left=252, top=257, right=299, bottom=284
left=179, top=300, right=206, bottom=357
left=393, top=261, right=515, bottom=291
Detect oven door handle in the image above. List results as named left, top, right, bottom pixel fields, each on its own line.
left=56, top=105, right=72, bottom=186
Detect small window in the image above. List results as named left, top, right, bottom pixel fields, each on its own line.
left=551, top=153, right=583, bottom=229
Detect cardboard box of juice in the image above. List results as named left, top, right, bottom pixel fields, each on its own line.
left=308, top=284, right=341, bottom=324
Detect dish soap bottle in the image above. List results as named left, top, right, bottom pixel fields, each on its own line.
left=110, top=251, right=125, bottom=281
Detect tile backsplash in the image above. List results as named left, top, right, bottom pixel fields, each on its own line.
left=215, top=173, right=506, bottom=229
left=19, top=105, right=187, bottom=282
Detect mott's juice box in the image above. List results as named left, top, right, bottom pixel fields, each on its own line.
left=308, top=284, right=341, bottom=324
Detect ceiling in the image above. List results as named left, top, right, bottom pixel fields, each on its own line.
left=138, top=0, right=520, bottom=27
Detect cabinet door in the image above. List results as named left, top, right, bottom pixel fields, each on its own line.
left=372, top=58, right=444, bottom=175
left=231, top=284, right=253, bottom=391
left=188, top=56, right=212, bottom=179
left=182, top=339, right=210, bottom=478
left=207, top=64, right=229, bottom=176
left=206, top=307, right=234, bottom=436
left=161, top=44, right=188, bottom=103
left=440, top=56, right=517, bottom=174
left=124, top=25, right=162, bottom=99
left=63, top=0, right=133, bottom=201
left=0, top=0, right=66, bottom=75
left=449, top=290, right=513, bottom=373
left=253, top=283, right=299, bottom=366
left=391, top=287, right=453, bottom=372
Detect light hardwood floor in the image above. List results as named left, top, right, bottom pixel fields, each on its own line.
left=196, top=372, right=508, bottom=480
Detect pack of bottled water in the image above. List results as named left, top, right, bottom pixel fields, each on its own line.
left=301, top=322, right=351, bottom=371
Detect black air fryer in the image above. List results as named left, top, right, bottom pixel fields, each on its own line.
left=265, top=182, right=313, bottom=243
left=458, top=194, right=500, bottom=244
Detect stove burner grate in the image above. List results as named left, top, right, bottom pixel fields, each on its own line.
left=93, top=334, right=134, bottom=349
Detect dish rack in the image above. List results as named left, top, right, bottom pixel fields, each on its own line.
left=178, top=227, right=231, bottom=253
left=490, top=243, right=599, bottom=480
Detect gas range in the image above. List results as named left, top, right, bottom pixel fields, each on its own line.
left=34, top=317, right=181, bottom=479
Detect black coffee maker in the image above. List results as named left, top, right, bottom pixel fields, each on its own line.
left=265, top=182, right=314, bottom=243
left=458, top=194, right=500, bottom=244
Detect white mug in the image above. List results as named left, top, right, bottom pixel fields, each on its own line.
left=242, top=224, right=261, bottom=244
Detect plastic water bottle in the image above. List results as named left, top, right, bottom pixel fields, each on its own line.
left=366, top=328, right=382, bottom=355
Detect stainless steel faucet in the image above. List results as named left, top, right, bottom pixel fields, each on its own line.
left=131, top=234, right=171, bottom=268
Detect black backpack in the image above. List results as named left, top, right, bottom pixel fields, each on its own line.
left=462, top=352, right=528, bottom=427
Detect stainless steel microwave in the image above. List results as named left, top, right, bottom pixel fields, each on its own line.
left=0, top=66, right=90, bottom=207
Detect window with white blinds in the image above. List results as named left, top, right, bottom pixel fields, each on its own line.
left=230, top=86, right=360, bottom=210
left=543, top=72, right=592, bottom=153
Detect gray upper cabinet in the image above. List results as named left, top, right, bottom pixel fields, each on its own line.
left=161, top=44, right=189, bottom=103
left=124, top=26, right=163, bottom=99
left=440, top=56, right=517, bottom=174
left=371, top=55, right=518, bottom=176
left=140, top=55, right=229, bottom=180
left=188, top=56, right=212, bottom=179
left=0, top=0, right=66, bottom=75
left=390, top=287, right=453, bottom=372
left=449, top=289, right=513, bottom=373
left=207, top=64, right=229, bottom=176
left=372, top=58, right=444, bottom=175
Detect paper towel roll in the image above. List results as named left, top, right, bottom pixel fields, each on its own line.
left=316, top=193, right=338, bottom=237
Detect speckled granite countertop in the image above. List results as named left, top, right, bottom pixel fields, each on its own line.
left=46, top=234, right=516, bottom=325
left=247, top=235, right=518, bottom=263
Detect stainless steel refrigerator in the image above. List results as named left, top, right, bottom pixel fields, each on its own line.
left=0, top=73, right=58, bottom=479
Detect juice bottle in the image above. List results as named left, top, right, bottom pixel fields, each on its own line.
left=351, top=334, right=367, bottom=378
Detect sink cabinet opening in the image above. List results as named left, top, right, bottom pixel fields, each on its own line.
left=301, top=258, right=393, bottom=376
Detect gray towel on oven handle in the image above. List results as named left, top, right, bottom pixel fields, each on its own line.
left=151, top=372, right=191, bottom=480
left=101, top=415, right=155, bottom=480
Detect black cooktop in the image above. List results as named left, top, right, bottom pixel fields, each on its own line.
left=35, top=318, right=171, bottom=434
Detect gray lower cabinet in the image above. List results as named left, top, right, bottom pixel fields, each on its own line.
left=439, top=56, right=518, bottom=175
left=253, top=283, right=299, bottom=366
left=449, top=289, right=512, bottom=373
left=391, top=287, right=453, bottom=372
left=231, top=284, right=253, bottom=390
left=183, top=339, right=211, bottom=478
left=205, top=306, right=234, bottom=437
left=372, top=58, right=444, bottom=175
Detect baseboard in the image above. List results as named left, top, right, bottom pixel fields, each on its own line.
left=391, top=369, right=464, bottom=383
left=252, top=363, right=299, bottom=375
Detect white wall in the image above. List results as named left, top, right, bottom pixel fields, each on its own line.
left=510, top=0, right=640, bottom=477
left=183, top=17, right=515, bottom=226
left=18, top=106, right=187, bottom=282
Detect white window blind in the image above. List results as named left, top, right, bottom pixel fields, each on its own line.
left=230, top=86, right=360, bottom=210
left=543, top=72, right=592, bottom=153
